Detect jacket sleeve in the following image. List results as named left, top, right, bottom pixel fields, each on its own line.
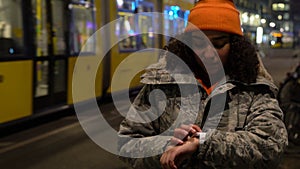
left=117, top=84, right=170, bottom=169
left=197, top=92, right=288, bottom=168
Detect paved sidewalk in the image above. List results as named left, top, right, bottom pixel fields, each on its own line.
left=259, top=47, right=300, bottom=58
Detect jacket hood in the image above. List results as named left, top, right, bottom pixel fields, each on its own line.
left=141, top=51, right=278, bottom=94
left=253, top=52, right=278, bottom=94
left=140, top=50, right=198, bottom=85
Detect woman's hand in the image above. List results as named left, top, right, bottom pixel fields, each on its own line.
left=169, top=124, right=201, bottom=147
left=160, top=137, right=200, bottom=169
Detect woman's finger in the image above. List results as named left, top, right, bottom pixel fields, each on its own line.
left=170, top=137, right=184, bottom=146
left=191, top=124, right=201, bottom=132
left=174, top=128, right=189, bottom=140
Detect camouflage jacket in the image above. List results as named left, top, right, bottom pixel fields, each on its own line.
left=118, top=54, right=288, bottom=169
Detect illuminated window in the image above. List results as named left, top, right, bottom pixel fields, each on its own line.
left=117, top=12, right=138, bottom=51
left=0, top=0, right=24, bottom=57
left=34, top=0, right=49, bottom=57
left=283, top=13, right=290, bottom=20
left=242, top=12, right=249, bottom=24
left=272, top=3, right=290, bottom=11
left=116, top=0, right=155, bottom=51
left=164, top=5, right=190, bottom=39
left=69, top=2, right=96, bottom=55
left=138, top=3, right=154, bottom=49
left=52, top=0, right=67, bottom=55
left=117, top=0, right=136, bottom=11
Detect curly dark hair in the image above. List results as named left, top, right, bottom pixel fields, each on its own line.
left=227, top=35, right=259, bottom=84
left=164, top=34, right=259, bottom=85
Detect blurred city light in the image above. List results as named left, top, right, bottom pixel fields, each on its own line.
left=256, top=27, right=263, bottom=44
left=269, top=22, right=276, bottom=28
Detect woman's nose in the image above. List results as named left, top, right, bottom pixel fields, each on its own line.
left=194, top=46, right=217, bottom=61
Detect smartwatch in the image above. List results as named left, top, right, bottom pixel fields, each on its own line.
left=192, top=132, right=206, bottom=144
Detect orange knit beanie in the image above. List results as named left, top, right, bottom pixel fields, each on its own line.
left=185, top=0, right=243, bottom=36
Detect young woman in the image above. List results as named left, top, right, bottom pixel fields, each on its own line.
left=118, top=0, right=288, bottom=168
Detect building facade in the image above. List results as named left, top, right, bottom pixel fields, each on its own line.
left=234, top=0, right=271, bottom=46
left=270, top=0, right=293, bottom=48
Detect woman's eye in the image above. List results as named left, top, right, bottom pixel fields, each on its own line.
left=213, top=42, right=228, bottom=49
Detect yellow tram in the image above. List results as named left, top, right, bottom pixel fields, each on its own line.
left=0, top=0, right=193, bottom=125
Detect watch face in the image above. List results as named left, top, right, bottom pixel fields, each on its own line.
left=192, top=132, right=201, bottom=138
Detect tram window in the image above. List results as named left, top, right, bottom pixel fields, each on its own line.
left=51, top=0, right=67, bottom=55
left=33, top=0, right=49, bottom=57
left=116, top=12, right=138, bottom=51
left=137, top=3, right=154, bottom=49
left=69, top=3, right=96, bottom=55
left=71, top=0, right=93, bottom=4
left=116, top=1, right=155, bottom=52
left=138, top=15, right=154, bottom=49
left=35, top=61, right=49, bottom=97
left=53, top=60, right=66, bottom=93
left=117, top=0, right=136, bottom=11
left=0, top=0, right=24, bottom=57
left=164, top=6, right=190, bottom=42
